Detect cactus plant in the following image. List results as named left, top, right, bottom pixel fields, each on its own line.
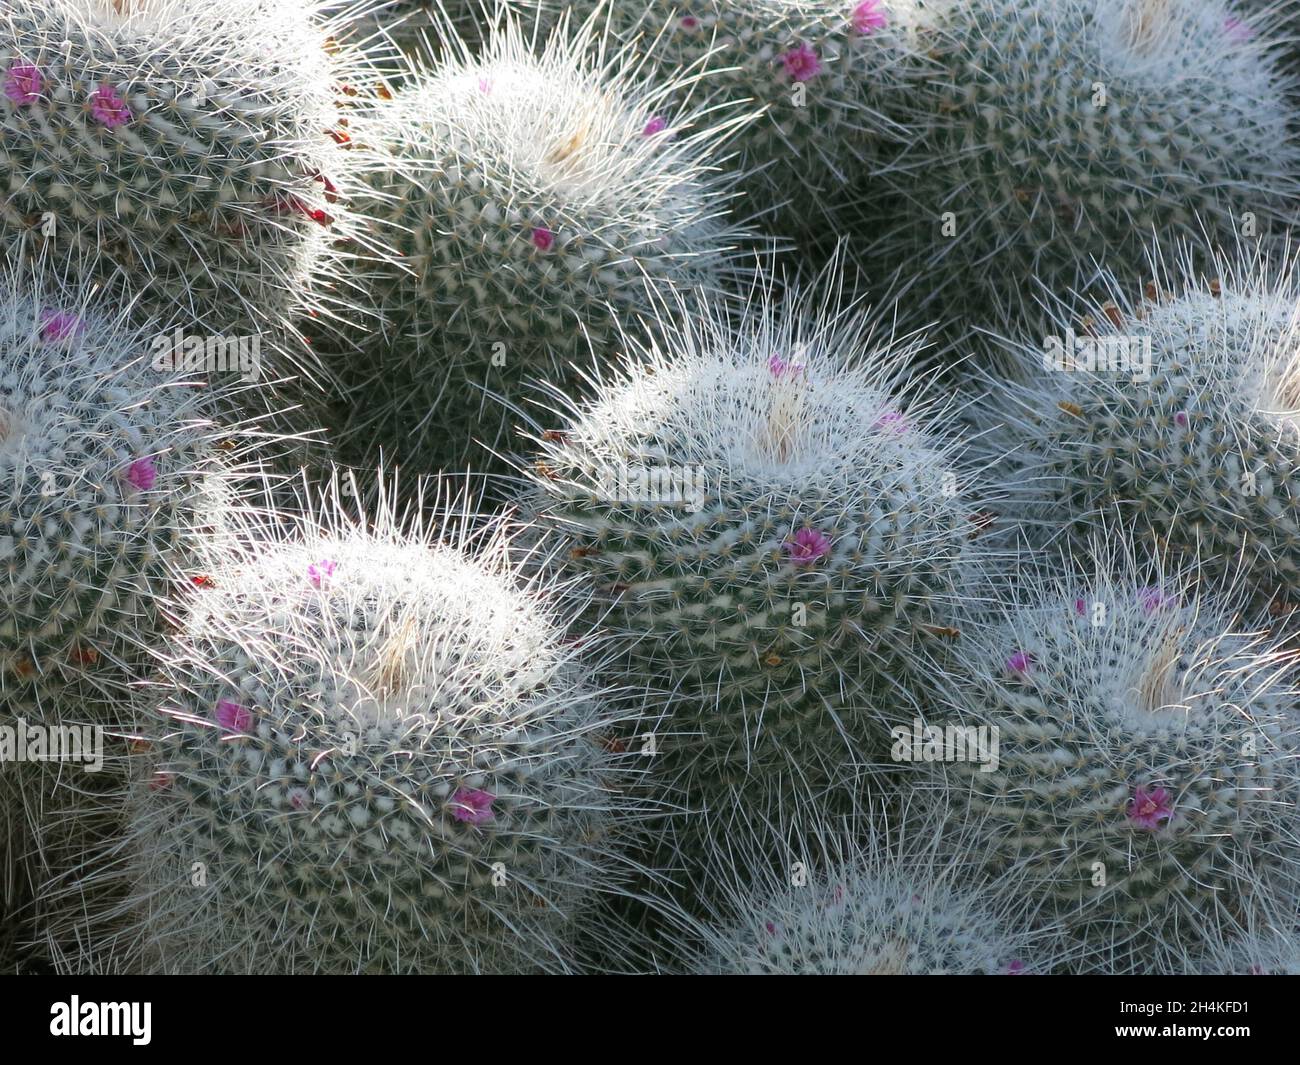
left=509, top=0, right=927, bottom=235
left=525, top=271, right=992, bottom=814
left=976, top=245, right=1300, bottom=601
left=0, top=0, right=379, bottom=355
left=0, top=269, right=234, bottom=712
left=56, top=480, right=647, bottom=973
left=667, top=801, right=1046, bottom=974
left=871, top=0, right=1300, bottom=333
left=329, top=0, right=487, bottom=59
left=336, top=11, right=754, bottom=471
left=917, top=542, right=1300, bottom=973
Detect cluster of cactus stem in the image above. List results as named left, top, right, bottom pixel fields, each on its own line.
left=6, top=0, right=1300, bottom=977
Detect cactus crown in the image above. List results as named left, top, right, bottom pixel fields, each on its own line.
left=337, top=8, right=755, bottom=467
left=525, top=268, right=993, bottom=812
left=873, top=0, right=1299, bottom=325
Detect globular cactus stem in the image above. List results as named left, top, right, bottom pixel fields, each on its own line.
left=49, top=477, right=652, bottom=973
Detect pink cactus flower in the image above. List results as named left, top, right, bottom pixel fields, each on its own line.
left=1006, top=650, right=1035, bottom=677
left=1138, top=586, right=1177, bottom=614
left=851, top=1, right=889, bottom=36
left=1127, top=785, right=1174, bottom=830
left=643, top=115, right=667, bottom=137
left=148, top=771, right=174, bottom=792
left=307, top=559, right=337, bottom=588
left=873, top=410, right=908, bottom=433
left=39, top=309, right=84, bottom=342
left=288, top=788, right=309, bottom=810
left=1006, top=959, right=1027, bottom=974
left=4, top=62, right=43, bottom=105
left=125, top=457, right=157, bottom=492
left=449, top=787, right=496, bottom=825
left=784, top=527, right=832, bottom=564
left=680, top=15, right=700, bottom=30
left=1224, top=16, right=1254, bottom=44
left=1073, top=597, right=1088, bottom=616
left=215, top=699, right=252, bottom=734
left=781, top=44, right=821, bottom=83
left=764, top=920, right=778, bottom=935
left=767, top=352, right=806, bottom=379
left=89, top=85, right=132, bottom=127
left=478, top=76, right=493, bottom=95
left=1174, top=410, right=1189, bottom=428
left=530, top=226, right=554, bottom=251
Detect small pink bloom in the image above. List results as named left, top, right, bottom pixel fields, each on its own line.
left=307, top=559, right=337, bottom=588
left=148, top=771, right=174, bottom=792
left=1174, top=410, right=1189, bottom=428
left=1224, top=17, right=1254, bottom=44
left=763, top=920, right=777, bottom=935
left=784, top=527, right=832, bottom=564
left=450, top=787, right=496, bottom=825
left=530, top=226, right=554, bottom=251
left=215, top=699, right=252, bottom=734
left=873, top=410, right=908, bottom=433
left=680, top=15, right=699, bottom=29
left=1073, top=597, right=1087, bottom=616
left=781, top=43, right=821, bottom=83
left=1127, top=785, right=1174, bottom=830
left=288, top=788, right=309, bottom=810
left=643, top=115, right=667, bottom=137
left=125, top=457, right=157, bottom=492
left=1006, top=959, right=1026, bottom=974
left=1006, top=650, right=1035, bottom=677
left=851, top=0, right=889, bottom=36
left=89, top=84, right=132, bottom=127
left=478, top=77, right=493, bottom=94
left=1138, top=586, right=1177, bottom=614
left=39, top=309, right=84, bottom=342
left=767, top=352, right=806, bottom=379
left=4, top=62, right=43, bottom=105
